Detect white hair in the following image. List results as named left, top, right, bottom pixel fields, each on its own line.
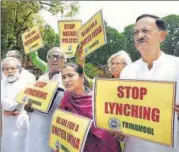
left=107, top=50, right=132, bottom=68
left=6, top=50, right=23, bottom=62
left=47, top=47, right=67, bottom=62
left=2, top=57, right=22, bottom=69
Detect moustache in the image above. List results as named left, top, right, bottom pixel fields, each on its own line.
left=137, top=38, right=147, bottom=43
left=5, top=73, right=20, bottom=83
left=7, top=74, right=15, bottom=77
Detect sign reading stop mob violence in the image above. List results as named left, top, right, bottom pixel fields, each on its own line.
left=16, top=80, right=58, bottom=113
left=49, top=109, right=92, bottom=152
left=58, top=20, right=82, bottom=58
left=93, top=79, right=176, bottom=147
left=77, top=10, right=107, bottom=57
left=22, top=25, right=44, bottom=54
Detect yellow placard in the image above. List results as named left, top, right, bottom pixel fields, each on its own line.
left=77, top=10, right=107, bottom=57
left=49, top=109, right=92, bottom=152
left=58, top=20, right=82, bottom=58
left=16, top=80, right=58, bottom=113
left=22, top=25, right=44, bottom=54
left=93, top=79, right=176, bottom=147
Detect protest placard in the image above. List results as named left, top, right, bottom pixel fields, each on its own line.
left=16, top=80, right=58, bottom=113
left=58, top=20, right=82, bottom=58
left=93, top=79, right=176, bottom=147
left=77, top=10, right=107, bottom=57
left=22, top=25, right=44, bottom=54
left=49, top=109, right=92, bottom=152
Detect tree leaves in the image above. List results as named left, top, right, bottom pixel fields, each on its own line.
left=86, top=15, right=179, bottom=67
left=1, top=1, right=79, bottom=59
left=162, top=15, right=179, bottom=55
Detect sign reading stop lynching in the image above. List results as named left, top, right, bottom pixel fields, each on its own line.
left=16, top=80, right=58, bottom=113
left=93, top=78, right=176, bottom=147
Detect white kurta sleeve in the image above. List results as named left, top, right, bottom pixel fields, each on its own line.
left=1, top=79, right=23, bottom=111
left=28, top=73, right=36, bottom=84
left=1, top=97, right=19, bottom=111
left=120, top=66, right=130, bottom=79
left=21, top=69, right=36, bottom=84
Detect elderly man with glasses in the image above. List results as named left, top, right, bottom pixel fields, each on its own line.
left=1, top=57, right=33, bottom=152
left=38, top=47, right=66, bottom=87
left=24, top=47, right=65, bottom=152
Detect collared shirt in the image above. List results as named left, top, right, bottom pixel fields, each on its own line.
left=120, top=52, right=179, bottom=152
left=38, top=72, right=64, bottom=89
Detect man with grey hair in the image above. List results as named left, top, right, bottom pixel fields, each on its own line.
left=6, top=50, right=36, bottom=83
left=24, top=47, right=65, bottom=152
left=38, top=47, right=66, bottom=87
left=107, top=50, right=132, bottom=78
left=1, top=57, right=34, bottom=152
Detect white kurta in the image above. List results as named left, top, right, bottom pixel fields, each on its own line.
left=25, top=72, right=64, bottom=152
left=1, top=78, right=30, bottom=152
left=21, top=68, right=36, bottom=84
left=38, top=72, right=64, bottom=88
left=120, top=52, right=179, bottom=152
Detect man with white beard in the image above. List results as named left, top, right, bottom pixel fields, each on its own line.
left=6, top=49, right=36, bottom=83
left=1, top=57, right=34, bottom=152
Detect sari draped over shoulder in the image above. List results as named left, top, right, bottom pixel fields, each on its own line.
left=59, top=91, right=121, bottom=152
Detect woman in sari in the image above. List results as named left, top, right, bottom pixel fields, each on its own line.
left=57, top=62, right=122, bottom=152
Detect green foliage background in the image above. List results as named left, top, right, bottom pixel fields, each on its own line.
left=1, top=1, right=179, bottom=78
